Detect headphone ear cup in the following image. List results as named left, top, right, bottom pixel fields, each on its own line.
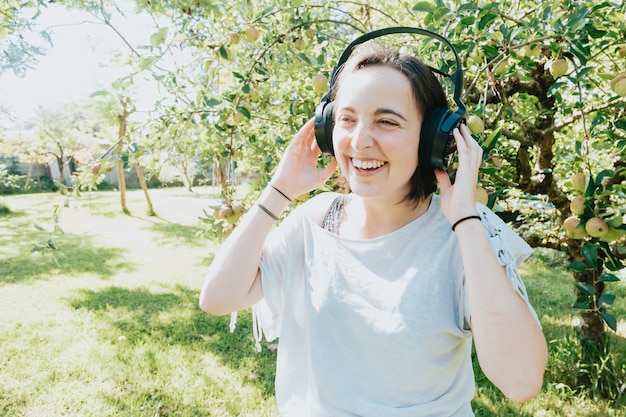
left=420, top=108, right=464, bottom=171
left=314, top=101, right=335, bottom=156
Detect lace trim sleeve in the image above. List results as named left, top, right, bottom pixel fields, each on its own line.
left=478, top=206, right=542, bottom=327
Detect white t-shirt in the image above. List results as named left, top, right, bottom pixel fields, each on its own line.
left=252, top=194, right=537, bottom=417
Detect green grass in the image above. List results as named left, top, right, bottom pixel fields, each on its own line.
left=0, top=188, right=624, bottom=416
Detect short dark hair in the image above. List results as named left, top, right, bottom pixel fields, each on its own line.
left=331, top=43, right=449, bottom=205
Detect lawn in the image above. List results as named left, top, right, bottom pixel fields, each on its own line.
left=0, top=188, right=624, bottom=417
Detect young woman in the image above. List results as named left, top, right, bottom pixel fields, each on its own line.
left=199, top=43, right=548, bottom=416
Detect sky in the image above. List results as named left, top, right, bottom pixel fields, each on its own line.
left=0, top=4, right=159, bottom=124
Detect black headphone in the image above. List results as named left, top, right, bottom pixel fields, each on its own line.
left=313, top=27, right=466, bottom=171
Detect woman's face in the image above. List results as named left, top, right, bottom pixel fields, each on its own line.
left=332, top=65, right=422, bottom=201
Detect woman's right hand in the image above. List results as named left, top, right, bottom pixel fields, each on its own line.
left=270, top=118, right=338, bottom=199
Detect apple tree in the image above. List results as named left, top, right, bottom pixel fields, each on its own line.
left=4, top=0, right=625, bottom=397
left=132, top=0, right=626, bottom=395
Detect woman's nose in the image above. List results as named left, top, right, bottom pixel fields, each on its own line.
left=350, top=122, right=374, bottom=151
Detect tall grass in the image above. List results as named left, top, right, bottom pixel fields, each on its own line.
left=0, top=189, right=624, bottom=416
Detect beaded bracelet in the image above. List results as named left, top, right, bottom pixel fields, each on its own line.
left=451, top=215, right=481, bottom=231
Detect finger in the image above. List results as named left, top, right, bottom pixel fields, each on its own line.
left=293, top=118, right=315, bottom=144
left=319, top=158, right=338, bottom=182
left=434, top=168, right=451, bottom=191
left=453, top=127, right=466, bottom=147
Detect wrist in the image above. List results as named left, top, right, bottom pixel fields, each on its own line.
left=451, top=214, right=481, bottom=232
left=268, top=183, right=293, bottom=202
left=256, top=186, right=291, bottom=220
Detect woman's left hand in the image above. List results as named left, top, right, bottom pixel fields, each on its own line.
left=434, top=124, right=483, bottom=223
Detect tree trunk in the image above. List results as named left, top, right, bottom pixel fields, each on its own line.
left=25, top=163, right=32, bottom=189
left=135, top=161, right=155, bottom=216
left=56, top=155, right=66, bottom=186
left=115, top=151, right=129, bottom=215
left=116, top=100, right=133, bottom=215
left=180, top=154, right=194, bottom=192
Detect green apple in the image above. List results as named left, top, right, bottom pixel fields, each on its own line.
left=570, top=196, right=586, bottom=215
left=248, top=89, right=260, bottom=101
left=493, top=59, right=508, bottom=76
left=475, top=185, right=489, bottom=205
left=523, top=43, right=541, bottom=58
left=585, top=217, right=609, bottom=238
left=244, top=26, right=260, bottom=42
left=571, top=172, right=587, bottom=192
left=614, top=78, right=626, bottom=97
left=610, top=74, right=626, bottom=91
left=549, top=59, right=569, bottom=78
left=294, top=38, right=306, bottom=51
left=466, top=115, right=484, bottom=135
left=563, top=216, right=587, bottom=239
left=470, top=47, right=484, bottom=65
left=233, top=111, right=246, bottom=125
left=313, top=72, right=328, bottom=94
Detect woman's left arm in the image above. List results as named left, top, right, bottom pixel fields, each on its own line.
left=435, top=125, right=548, bottom=403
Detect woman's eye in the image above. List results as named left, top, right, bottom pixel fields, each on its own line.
left=380, top=119, right=399, bottom=126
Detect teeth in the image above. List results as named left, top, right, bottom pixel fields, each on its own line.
left=352, top=158, right=386, bottom=169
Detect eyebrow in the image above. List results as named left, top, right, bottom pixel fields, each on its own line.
left=341, top=106, right=408, bottom=122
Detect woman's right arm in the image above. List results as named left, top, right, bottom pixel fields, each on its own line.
left=199, top=119, right=337, bottom=316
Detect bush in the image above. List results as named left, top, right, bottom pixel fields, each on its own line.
left=0, top=201, right=9, bottom=215
left=0, top=164, right=24, bottom=195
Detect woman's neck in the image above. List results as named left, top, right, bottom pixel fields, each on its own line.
left=339, top=194, right=432, bottom=239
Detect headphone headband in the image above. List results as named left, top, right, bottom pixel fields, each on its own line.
left=327, top=27, right=466, bottom=115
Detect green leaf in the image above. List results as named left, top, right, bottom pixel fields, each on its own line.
left=150, top=27, right=169, bottom=48
left=482, top=45, right=499, bottom=59
left=89, top=90, right=112, bottom=98
left=460, top=16, right=476, bottom=26
left=478, top=13, right=498, bottom=30
left=412, top=2, right=435, bottom=12
left=582, top=243, right=598, bottom=270
left=600, top=273, right=620, bottom=282
left=600, top=311, right=617, bottom=331
left=237, top=107, right=251, bottom=118
left=458, top=3, right=478, bottom=12
left=568, top=261, right=587, bottom=272
left=595, top=169, right=614, bottom=188
left=584, top=174, right=596, bottom=197
left=482, top=127, right=501, bottom=151
left=32, top=244, right=46, bottom=252
left=548, top=82, right=567, bottom=97
left=139, top=56, right=158, bottom=71
left=203, top=95, right=222, bottom=107
left=219, top=46, right=230, bottom=60
left=575, top=282, right=595, bottom=296
left=573, top=295, right=592, bottom=309
left=598, top=293, right=615, bottom=308
left=599, top=242, right=625, bottom=271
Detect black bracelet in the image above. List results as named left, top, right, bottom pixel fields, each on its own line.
left=269, top=184, right=292, bottom=202
left=451, top=215, right=481, bottom=231
left=257, top=203, right=280, bottom=221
